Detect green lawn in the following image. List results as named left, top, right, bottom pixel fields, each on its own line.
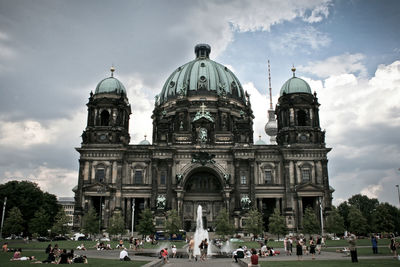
left=259, top=259, right=399, bottom=267
left=231, top=238, right=396, bottom=250
left=323, top=246, right=394, bottom=256
left=1, top=239, right=187, bottom=250
left=0, top=251, right=149, bottom=266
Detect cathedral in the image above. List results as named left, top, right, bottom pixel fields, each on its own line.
left=73, top=44, right=333, bottom=233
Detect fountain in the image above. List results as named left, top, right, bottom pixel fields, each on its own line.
left=193, top=205, right=211, bottom=258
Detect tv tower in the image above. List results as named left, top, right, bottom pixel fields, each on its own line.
left=264, top=60, right=277, bottom=144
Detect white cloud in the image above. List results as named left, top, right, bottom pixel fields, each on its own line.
left=3, top=166, right=77, bottom=197
left=269, top=26, right=331, bottom=53
left=0, top=110, right=86, bottom=149
left=217, top=0, right=331, bottom=32
left=301, top=53, right=367, bottom=78
left=303, top=59, right=400, bottom=206
left=360, top=184, right=383, bottom=199
left=303, top=3, right=330, bottom=23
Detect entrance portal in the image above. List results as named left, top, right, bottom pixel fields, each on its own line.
left=183, top=169, right=223, bottom=232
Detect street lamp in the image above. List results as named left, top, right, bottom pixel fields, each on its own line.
left=396, top=185, right=400, bottom=207
left=131, top=199, right=135, bottom=234
left=0, top=197, right=7, bottom=239
left=319, top=196, right=324, bottom=236
left=97, top=186, right=105, bottom=234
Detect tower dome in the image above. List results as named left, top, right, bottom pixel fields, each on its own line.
left=95, top=67, right=126, bottom=95
left=157, top=44, right=245, bottom=104
left=279, top=67, right=311, bottom=96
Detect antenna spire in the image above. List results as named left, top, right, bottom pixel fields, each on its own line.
left=110, top=65, right=115, bottom=77
left=268, top=60, right=273, bottom=110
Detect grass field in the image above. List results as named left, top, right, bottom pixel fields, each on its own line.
left=0, top=251, right=149, bottom=266
left=259, top=259, right=399, bottom=267
left=323, top=246, right=394, bottom=256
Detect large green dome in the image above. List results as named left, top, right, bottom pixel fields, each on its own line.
left=280, top=69, right=312, bottom=96
left=95, top=70, right=126, bottom=95
left=158, top=44, right=245, bottom=104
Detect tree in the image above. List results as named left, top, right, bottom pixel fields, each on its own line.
left=136, top=208, right=155, bottom=237
left=0, top=181, right=60, bottom=235
left=268, top=208, right=287, bottom=240
left=82, top=207, right=99, bottom=236
left=245, top=208, right=264, bottom=238
left=29, top=208, right=51, bottom=236
left=107, top=212, right=125, bottom=239
left=302, top=207, right=320, bottom=235
left=325, top=207, right=345, bottom=236
left=372, top=204, right=394, bottom=233
left=165, top=209, right=182, bottom=237
left=3, top=207, right=24, bottom=236
left=215, top=208, right=235, bottom=238
left=338, top=201, right=350, bottom=230
left=348, top=194, right=378, bottom=232
left=348, top=207, right=367, bottom=235
left=51, top=208, right=71, bottom=236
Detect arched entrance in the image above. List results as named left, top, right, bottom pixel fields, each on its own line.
left=182, top=168, right=224, bottom=232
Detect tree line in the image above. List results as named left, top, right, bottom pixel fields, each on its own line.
left=1, top=181, right=399, bottom=238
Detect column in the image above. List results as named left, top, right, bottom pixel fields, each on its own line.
left=126, top=198, right=132, bottom=230
left=258, top=198, right=263, bottom=211
left=234, top=161, right=240, bottom=209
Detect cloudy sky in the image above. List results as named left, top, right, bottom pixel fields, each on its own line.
left=0, top=0, right=399, bottom=207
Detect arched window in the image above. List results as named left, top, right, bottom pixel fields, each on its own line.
left=134, top=170, right=143, bottom=184
left=100, top=110, right=110, bottom=126
left=95, top=165, right=106, bottom=183
left=297, top=110, right=307, bottom=126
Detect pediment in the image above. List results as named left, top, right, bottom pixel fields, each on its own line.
left=296, top=182, right=323, bottom=192
left=82, top=182, right=113, bottom=193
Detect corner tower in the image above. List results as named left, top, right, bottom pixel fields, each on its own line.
left=81, top=67, right=131, bottom=145
left=276, top=67, right=325, bottom=146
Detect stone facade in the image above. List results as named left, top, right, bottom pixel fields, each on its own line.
left=73, top=45, right=333, bottom=233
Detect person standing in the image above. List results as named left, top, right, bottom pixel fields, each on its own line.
left=348, top=234, right=358, bottom=263
left=371, top=235, right=378, bottom=254
left=296, top=238, right=303, bottom=261
left=309, top=237, right=316, bottom=260
left=188, top=236, right=194, bottom=261
left=316, top=235, right=322, bottom=254
left=390, top=234, right=397, bottom=258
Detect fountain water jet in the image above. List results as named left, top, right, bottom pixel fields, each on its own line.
left=193, top=205, right=211, bottom=257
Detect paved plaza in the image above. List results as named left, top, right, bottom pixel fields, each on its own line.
left=75, top=247, right=395, bottom=266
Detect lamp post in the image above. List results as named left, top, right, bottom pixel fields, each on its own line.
left=0, top=197, right=7, bottom=239
left=396, top=185, right=400, bottom=207
left=131, top=199, right=135, bottom=234
left=97, top=186, right=105, bottom=234
left=319, top=196, right=324, bottom=236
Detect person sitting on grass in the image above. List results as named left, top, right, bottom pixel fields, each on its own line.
left=76, top=243, right=86, bottom=250
left=10, top=255, right=36, bottom=261
left=57, top=249, right=71, bottom=264
left=2, top=242, right=8, bottom=252
left=12, top=248, right=22, bottom=260
left=119, top=248, right=131, bottom=261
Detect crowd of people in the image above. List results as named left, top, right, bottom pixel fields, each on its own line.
left=6, top=243, right=88, bottom=264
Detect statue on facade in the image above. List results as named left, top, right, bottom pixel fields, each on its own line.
left=241, top=195, right=251, bottom=209
left=156, top=195, right=166, bottom=209
left=176, top=174, right=183, bottom=185
left=198, top=127, right=207, bottom=143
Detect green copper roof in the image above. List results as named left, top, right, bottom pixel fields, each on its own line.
left=255, top=138, right=266, bottom=145
left=280, top=76, right=312, bottom=96
left=95, top=77, right=126, bottom=95
left=158, top=44, right=245, bottom=104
